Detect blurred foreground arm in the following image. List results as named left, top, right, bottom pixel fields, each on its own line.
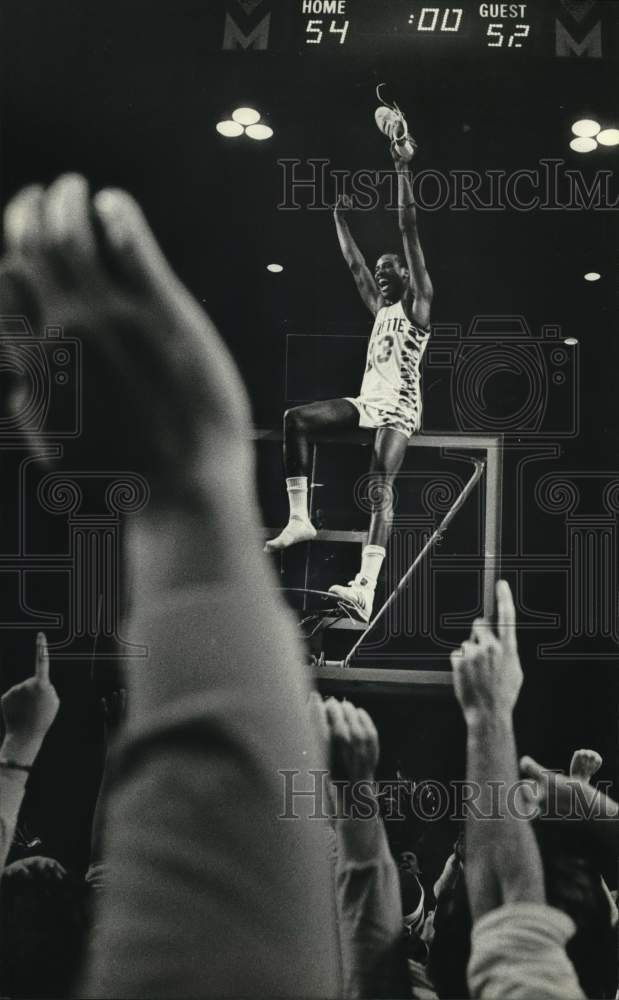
left=1, top=175, right=339, bottom=997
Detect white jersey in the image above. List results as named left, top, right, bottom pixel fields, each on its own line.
left=346, top=301, right=430, bottom=437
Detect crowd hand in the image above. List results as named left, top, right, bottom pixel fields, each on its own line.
left=309, top=692, right=380, bottom=817
left=519, top=755, right=617, bottom=823
left=570, top=748, right=602, bottom=783
left=323, top=696, right=379, bottom=785
left=1, top=633, right=59, bottom=767
left=320, top=696, right=378, bottom=822
left=3, top=855, right=67, bottom=881
left=1, top=174, right=253, bottom=511
left=450, top=579, right=522, bottom=729
left=309, top=691, right=379, bottom=784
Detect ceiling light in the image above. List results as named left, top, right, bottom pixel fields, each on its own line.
left=246, top=123, right=273, bottom=140
left=571, top=119, right=600, bottom=138
left=569, top=136, right=597, bottom=153
left=267, top=263, right=283, bottom=273
left=597, top=128, right=619, bottom=146
left=564, top=338, right=578, bottom=346
left=232, top=107, right=261, bottom=126
left=584, top=272, right=601, bottom=281
left=216, top=120, right=244, bottom=137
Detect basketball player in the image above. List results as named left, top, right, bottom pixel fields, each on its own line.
left=266, top=108, right=433, bottom=622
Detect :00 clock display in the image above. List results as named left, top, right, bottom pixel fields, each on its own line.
left=408, top=7, right=464, bottom=32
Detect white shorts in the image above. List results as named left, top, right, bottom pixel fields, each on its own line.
left=344, top=397, right=421, bottom=439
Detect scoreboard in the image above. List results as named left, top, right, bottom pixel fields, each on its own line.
left=302, top=2, right=532, bottom=50
left=221, top=0, right=619, bottom=59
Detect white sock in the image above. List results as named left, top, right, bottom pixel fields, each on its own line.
left=286, top=476, right=310, bottom=522
left=358, top=545, right=386, bottom=588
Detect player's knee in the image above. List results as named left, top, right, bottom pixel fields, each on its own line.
left=370, top=452, right=396, bottom=475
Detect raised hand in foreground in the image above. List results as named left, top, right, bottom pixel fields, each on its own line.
left=519, top=753, right=618, bottom=849
left=451, top=584, right=590, bottom=1000
left=451, top=578, right=523, bottom=730
left=323, top=695, right=380, bottom=786
left=1, top=634, right=59, bottom=871
left=315, top=694, right=407, bottom=999
left=2, top=174, right=252, bottom=512
left=1, top=176, right=340, bottom=997
left=570, top=747, right=602, bottom=783
left=450, top=580, right=544, bottom=919
left=1, top=633, right=59, bottom=767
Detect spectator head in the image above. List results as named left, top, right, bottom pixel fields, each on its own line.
left=0, top=856, right=89, bottom=999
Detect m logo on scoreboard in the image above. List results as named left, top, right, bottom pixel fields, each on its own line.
left=555, top=0, right=602, bottom=57
left=556, top=20, right=601, bottom=56
left=223, top=2, right=271, bottom=50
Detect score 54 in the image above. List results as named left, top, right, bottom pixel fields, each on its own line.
left=305, top=18, right=350, bottom=44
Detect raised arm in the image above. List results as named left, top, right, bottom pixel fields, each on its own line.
left=394, top=156, right=433, bottom=330
left=0, top=634, right=59, bottom=872
left=520, top=754, right=619, bottom=853
left=320, top=696, right=409, bottom=999
left=334, top=195, right=382, bottom=316
left=452, top=582, right=587, bottom=999
left=2, top=174, right=340, bottom=997
left=451, top=581, right=545, bottom=922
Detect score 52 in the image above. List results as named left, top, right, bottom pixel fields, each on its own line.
left=305, top=18, right=350, bottom=44
left=487, top=22, right=530, bottom=47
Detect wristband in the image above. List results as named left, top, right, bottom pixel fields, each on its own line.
left=0, top=759, right=32, bottom=774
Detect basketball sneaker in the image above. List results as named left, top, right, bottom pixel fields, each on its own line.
left=374, top=84, right=417, bottom=162
left=328, top=573, right=375, bottom=623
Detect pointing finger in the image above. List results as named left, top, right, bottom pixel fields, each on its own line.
left=35, top=632, right=49, bottom=683
left=496, top=579, right=517, bottom=649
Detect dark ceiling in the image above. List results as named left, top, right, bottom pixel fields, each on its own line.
left=1, top=0, right=617, bottom=452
